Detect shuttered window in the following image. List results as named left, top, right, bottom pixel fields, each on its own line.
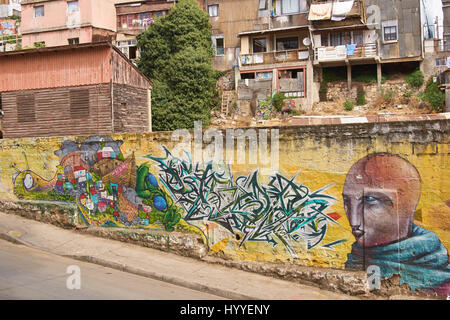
left=17, top=93, right=36, bottom=123
left=70, top=89, right=89, bottom=118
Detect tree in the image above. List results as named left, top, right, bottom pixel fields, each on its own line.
left=137, top=0, right=218, bottom=131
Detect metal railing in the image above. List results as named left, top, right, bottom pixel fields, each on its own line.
left=314, top=43, right=378, bottom=62
left=240, top=49, right=310, bottom=66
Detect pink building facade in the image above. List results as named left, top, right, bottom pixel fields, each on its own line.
left=21, top=0, right=117, bottom=48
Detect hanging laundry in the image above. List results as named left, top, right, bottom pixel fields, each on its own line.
left=331, top=0, right=355, bottom=21
left=308, top=2, right=333, bottom=21
left=346, top=44, right=356, bottom=56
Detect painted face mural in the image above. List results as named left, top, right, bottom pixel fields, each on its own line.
left=12, top=136, right=344, bottom=258
left=343, top=153, right=450, bottom=295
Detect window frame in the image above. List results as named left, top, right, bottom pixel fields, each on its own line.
left=276, top=36, right=299, bottom=51
left=281, top=0, right=300, bottom=15
left=382, top=20, right=398, bottom=43
left=34, top=5, right=44, bottom=18
left=68, top=38, right=79, bottom=45
left=208, top=4, right=219, bottom=17
left=67, top=0, right=79, bottom=14
left=212, top=35, right=224, bottom=56
left=252, top=37, right=267, bottom=53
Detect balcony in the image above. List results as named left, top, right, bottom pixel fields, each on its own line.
left=240, top=49, right=310, bottom=67
left=314, top=43, right=378, bottom=62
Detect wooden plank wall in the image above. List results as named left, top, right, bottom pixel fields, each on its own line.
left=111, top=50, right=151, bottom=90
left=2, top=84, right=113, bottom=138
left=113, top=83, right=149, bottom=133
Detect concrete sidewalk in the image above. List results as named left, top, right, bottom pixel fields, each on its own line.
left=0, top=211, right=358, bottom=300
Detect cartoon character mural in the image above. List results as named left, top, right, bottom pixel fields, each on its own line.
left=343, top=153, right=450, bottom=295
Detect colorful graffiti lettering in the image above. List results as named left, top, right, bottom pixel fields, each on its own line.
left=144, top=147, right=343, bottom=256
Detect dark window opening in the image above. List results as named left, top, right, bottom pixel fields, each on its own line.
left=0, top=131, right=3, bottom=139
left=253, top=38, right=267, bottom=53
left=241, top=73, right=255, bottom=80
left=68, top=38, right=79, bottom=45
left=214, top=37, right=224, bottom=55
left=384, top=26, right=397, bottom=41
left=276, top=37, right=298, bottom=51
left=70, top=89, right=89, bottom=119
left=129, top=46, right=137, bottom=59
left=330, top=32, right=351, bottom=46
left=17, top=93, right=36, bottom=123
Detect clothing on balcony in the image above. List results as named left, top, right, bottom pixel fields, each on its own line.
left=331, top=0, right=355, bottom=21
left=308, top=2, right=333, bottom=21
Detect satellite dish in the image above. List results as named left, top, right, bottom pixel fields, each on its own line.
left=303, top=37, right=312, bottom=46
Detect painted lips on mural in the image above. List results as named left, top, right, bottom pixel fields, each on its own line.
left=11, top=136, right=450, bottom=295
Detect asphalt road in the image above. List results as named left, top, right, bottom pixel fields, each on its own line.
left=0, top=239, right=223, bottom=300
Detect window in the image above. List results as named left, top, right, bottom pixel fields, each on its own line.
left=278, top=68, right=305, bottom=97
left=33, top=41, right=45, bottom=48
left=253, top=38, right=267, bottom=53
left=330, top=32, right=350, bottom=46
left=129, top=46, right=137, bottom=60
left=68, top=38, right=79, bottom=45
left=67, top=1, right=79, bottom=14
left=34, top=5, right=44, bottom=18
left=276, top=37, right=298, bottom=50
left=382, top=20, right=398, bottom=42
left=208, top=4, right=218, bottom=17
left=212, top=36, right=224, bottom=55
left=70, top=89, right=89, bottom=119
left=17, top=94, right=36, bottom=123
left=353, top=31, right=364, bottom=46
left=384, top=26, right=397, bottom=41
left=258, top=0, right=267, bottom=10
left=281, top=0, right=299, bottom=14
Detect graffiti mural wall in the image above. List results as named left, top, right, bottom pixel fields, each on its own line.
left=0, top=121, right=449, bottom=295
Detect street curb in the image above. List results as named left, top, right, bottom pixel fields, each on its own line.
left=0, top=231, right=254, bottom=300
left=63, top=254, right=256, bottom=300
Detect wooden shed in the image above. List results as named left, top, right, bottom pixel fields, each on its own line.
left=0, top=41, right=152, bottom=138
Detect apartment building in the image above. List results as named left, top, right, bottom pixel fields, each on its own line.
left=207, top=0, right=428, bottom=114
left=21, top=0, right=117, bottom=48
left=0, top=0, right=21, bottom=18
left=114, top=0, right=176, bottom=61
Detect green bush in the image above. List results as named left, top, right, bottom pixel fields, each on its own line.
left=344, top=100, right=354, bottom=111
left=319, top=82, right=328, bottom=102
left=420, top=77, right=445, bottom=112
left=356, top=86, right=366, bottom=105
left=289, top=109, right=304, bottom=116
left=272, top=92, right=286, bottom=112
left=405, top=69, right=424, bottom=88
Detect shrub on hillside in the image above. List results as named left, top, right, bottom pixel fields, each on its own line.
left=344, top=100, right=354, bottom=111
left=420, top=77, right=445, bottom=112
left=405, top=69, right=424, bottom=88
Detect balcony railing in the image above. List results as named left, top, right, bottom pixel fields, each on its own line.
left=314, top=43, right=378, bottom=62
left=240, top=49, right=310, bottom=66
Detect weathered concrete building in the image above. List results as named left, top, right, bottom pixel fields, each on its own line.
left=21, top=0, right=117, bottom=48
left=212, top=0, right=430, bottom=114
left=0, top=42, right=152, bottom=138
left=0, top=0, right=21, bottom=18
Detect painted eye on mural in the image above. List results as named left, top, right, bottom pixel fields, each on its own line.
left=23, top=173, right=34, bottom=190
left=363, top=196, right=377, bottom=203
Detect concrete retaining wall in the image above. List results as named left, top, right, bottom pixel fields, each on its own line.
left=0, top=119, right=449, bottom=296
